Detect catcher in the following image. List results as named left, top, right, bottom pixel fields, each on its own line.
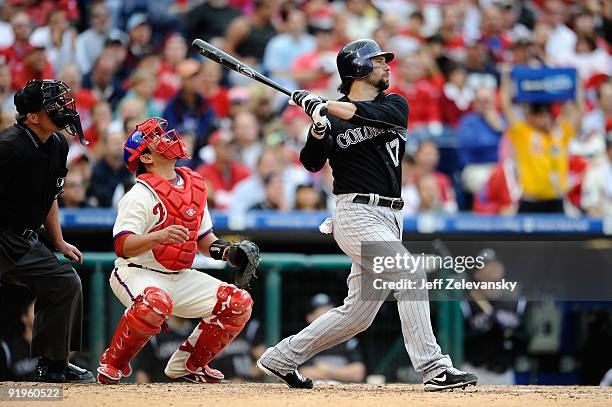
left=97, top=117, right=260, bottom=384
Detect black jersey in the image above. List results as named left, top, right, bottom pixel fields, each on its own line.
left=299, top=92, right=408, bottom=198
left=0, top=124, right=68, bottom=231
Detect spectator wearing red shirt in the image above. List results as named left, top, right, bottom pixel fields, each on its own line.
left=414, top=140, right=457, bottom=213
left=196, top=130, right=251, bottom=210
left=291, top=23, right=337, bottom=97
left=438, top=5, right=466, bottom=60
left=473, top=159, right=521, bottom=215
left=58, top=64, right=98, bottom=132
left=0, top=11, right=34, bottom=69
left=153, top=33, right=187, bottom=103
left=10, top=45, right=54, bottom=91
left=199, top=62, right=229, bottom=119
left=388, top=53, right=441, bottom=130
left=9, top=0, right=79, bottom=28
left=566, top=155, right=590, bottom=215
left=419, top=38, right=448, bottom=92
left=83, top=101, right=112, bottom=154
left=439, top=62, right=474, bottom=127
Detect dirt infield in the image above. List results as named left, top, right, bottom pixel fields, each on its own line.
left=1, top=382, right=612, bottom=407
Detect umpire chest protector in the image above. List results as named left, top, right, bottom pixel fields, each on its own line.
left=137, top=167, right=207, bottom=270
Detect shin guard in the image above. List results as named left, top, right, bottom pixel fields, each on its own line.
left=97, top=287, right=172, bottom=383
left=179, top=284, right=252, bottom=374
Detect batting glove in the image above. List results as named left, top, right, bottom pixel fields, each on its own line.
left=310, top=102, right=330, bottom=138
left=290, top=90, right=326, bottom=113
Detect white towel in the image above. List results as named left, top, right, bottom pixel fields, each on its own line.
left=319, top=217, right=334, bottom=234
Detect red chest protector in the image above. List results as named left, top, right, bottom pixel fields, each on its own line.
left=137, top=167, right=207, bottom=271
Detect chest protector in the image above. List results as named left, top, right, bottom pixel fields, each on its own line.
left=137, top=167, right=207, bottom=271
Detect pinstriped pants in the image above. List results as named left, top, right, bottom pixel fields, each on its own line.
left=261, top=194, right=453, bottom=382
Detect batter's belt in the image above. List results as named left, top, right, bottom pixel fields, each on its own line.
left=352, top=194, right=404, bottom=210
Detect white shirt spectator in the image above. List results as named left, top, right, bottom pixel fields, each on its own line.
left=581, top=108, right=607, bottom=139
left=581, top=157, right=612, bottom=217
left=1, top=90, right=15, bottom=115
left=334, top=2, right=380, bottom=40
left=573, top=48, right=611, bottom=81
left=239, top=143, right=263, bottom=174
left=545, top=24, right=577, bottom=67
left=401, top=183, right=420, bottom=216
left=30, top=26, right=77, bottom=75
left=0, top=21, right=14, bottom=48
left=76, top=27, right=124, bottom=75
left=76, top=28, right=107, bottom=75
left=263, top=33, right=315, bottom=90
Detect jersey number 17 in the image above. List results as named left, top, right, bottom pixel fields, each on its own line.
left=385, top=138, right=400, bottom=167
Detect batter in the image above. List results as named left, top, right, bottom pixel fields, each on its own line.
left=257, top=39, right=477, bottom=392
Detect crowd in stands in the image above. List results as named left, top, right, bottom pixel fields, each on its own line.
left=0, top=0, right=610, bottom=217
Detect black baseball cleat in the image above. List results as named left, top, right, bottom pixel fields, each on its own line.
left=64, top=363, right=96, bottom=383
left=35, top=359, right=95, bottom=383
left=256, top=359, right=313, bottom=389
left=424, top=367, right=478, bottom=391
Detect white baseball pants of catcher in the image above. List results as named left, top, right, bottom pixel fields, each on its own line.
left=110, top=265, right=224, bottom=378
left=260, top=193, right=453, bottom=382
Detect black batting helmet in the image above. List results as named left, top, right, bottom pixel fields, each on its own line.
left=337, top=39, right=394, bottom=81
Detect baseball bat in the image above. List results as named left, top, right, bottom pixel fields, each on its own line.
left=193, top=39, right=410, bottom=132
left=192, top=38, right=292, bottom=97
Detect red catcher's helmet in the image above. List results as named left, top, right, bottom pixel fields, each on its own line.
left=123, top=117, right=191, bottom=173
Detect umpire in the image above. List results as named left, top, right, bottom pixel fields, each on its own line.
left=0, top=79, right=94, bottom=383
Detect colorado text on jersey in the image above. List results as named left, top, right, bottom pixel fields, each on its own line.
left=336, top=126, right=407, bottom=149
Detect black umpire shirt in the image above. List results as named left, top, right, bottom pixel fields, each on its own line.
left=300, top=92, right=409, bottom=198
left=0, top=124, right=68, bottom=232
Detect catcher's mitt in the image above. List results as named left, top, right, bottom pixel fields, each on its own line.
left=225, top=240, right=261, bottom=288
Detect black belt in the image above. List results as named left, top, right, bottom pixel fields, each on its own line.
left=352, top=194, right=404, bottom=210
left=127, top=263, right=179, bottom=275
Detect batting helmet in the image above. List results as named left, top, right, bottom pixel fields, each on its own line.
left=123, top=117, right=190, bottom=173
left=336, top=39, right=394, bottom=81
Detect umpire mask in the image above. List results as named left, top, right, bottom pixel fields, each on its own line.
left=15, top=79, right=88, bottom=145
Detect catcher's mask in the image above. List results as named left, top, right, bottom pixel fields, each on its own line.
left=14, top=79, right=87, bottom=145
left=124, top=117, right=191, bottom=173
